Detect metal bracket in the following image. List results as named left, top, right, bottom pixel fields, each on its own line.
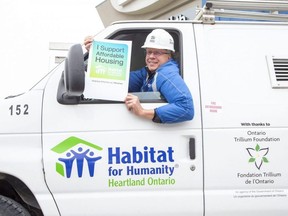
left=194, top=0, right=288, bottom=23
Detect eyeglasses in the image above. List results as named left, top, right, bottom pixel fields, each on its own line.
left=144, top=50, right=170, bottom=57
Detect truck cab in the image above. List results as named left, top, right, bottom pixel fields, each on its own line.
left=1, top=1, right=288, bottom=215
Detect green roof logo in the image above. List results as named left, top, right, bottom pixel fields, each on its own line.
left=51, top=136, right=103, bottom=178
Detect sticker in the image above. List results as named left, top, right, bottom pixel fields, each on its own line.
left=51, top=137, right=178, bottom=188
left=51, top=136, right=103, bottom=178
left=205, top=101, right=222, bottom=113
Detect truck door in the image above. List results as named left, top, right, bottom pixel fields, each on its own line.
left=42, top=24, right=203, bottom=216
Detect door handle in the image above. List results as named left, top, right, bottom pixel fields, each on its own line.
left=189, top=138, right=196, bottom=160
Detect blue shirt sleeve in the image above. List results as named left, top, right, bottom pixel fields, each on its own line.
left=155, top=61, right=194, bottom=123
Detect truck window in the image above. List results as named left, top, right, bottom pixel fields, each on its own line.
left=109, top=30, right=181, bottom=73
left=80, top=29, right=181, bottom=104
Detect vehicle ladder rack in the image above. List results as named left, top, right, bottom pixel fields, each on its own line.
left=195, top=0, right=288, bottom=23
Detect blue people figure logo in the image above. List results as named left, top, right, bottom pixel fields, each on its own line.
left=51, top=136, right=103, bottom=178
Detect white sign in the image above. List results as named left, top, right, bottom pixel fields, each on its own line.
left=84, top=39, right=132, bottom=101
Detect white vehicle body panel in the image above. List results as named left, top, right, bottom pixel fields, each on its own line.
left=0, top=20, right=287, bottom=216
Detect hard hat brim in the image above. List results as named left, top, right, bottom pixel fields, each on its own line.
left=141, top=44, right=175, bottom=52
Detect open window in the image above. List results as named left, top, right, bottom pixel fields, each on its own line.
left=57, top=29, right=182, bottom=105
left=108, top=29, right=181, bottom=74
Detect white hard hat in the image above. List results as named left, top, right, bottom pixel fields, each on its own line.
left=142, top=29, right=175, bottom=52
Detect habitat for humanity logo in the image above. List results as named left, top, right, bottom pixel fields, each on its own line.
left=246, top=144, right=269, bottom=170
left=51, top=136, right=103, bottom=178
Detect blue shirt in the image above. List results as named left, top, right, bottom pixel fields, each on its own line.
left=129, top=59, right=194, bottom=123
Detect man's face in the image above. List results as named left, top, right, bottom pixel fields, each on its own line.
left=145, top=48, right=171, bottom=72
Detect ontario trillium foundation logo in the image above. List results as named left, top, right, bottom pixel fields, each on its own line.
left=51, top=136, right=103, bottom=178
left=246, top=144, right=269, bottom=170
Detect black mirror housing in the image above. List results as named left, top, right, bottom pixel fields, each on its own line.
left=57, top=44, right=85, bottom=104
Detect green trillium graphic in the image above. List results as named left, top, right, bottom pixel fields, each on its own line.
left=246, top=144, right=269, bottom=170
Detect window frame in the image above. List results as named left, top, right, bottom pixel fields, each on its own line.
left=80, top=28, right=182, bottom=104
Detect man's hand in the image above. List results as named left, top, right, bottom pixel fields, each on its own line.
left=125, top=94, right=143, bottom=115
left=84, top=35, right=94, bottom=52
left=125, top=94, right=154, bottom=120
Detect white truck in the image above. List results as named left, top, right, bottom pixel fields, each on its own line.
left=1, top=1, right=288, bottom=215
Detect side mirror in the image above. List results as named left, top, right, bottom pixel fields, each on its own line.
left=57, top=44, right=85, bottom=104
